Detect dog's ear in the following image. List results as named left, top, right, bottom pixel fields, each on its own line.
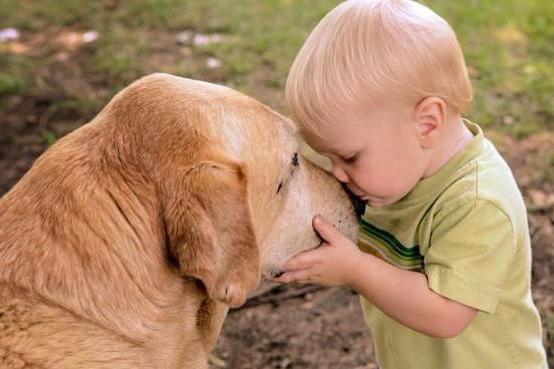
left=162, top=152, right=260, bottom=307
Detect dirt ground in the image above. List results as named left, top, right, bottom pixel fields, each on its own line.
left=1, top=47, right=553, bottom=369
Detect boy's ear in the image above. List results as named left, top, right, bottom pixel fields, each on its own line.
left=162, top=151, right=260, bottom=307
left=411, top=97, right=447, bottom=149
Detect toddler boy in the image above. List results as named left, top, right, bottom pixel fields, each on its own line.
left=276, top=1, right=548, bottom=368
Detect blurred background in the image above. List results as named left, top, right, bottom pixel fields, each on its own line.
left=0, top=1, right=552, bottom=368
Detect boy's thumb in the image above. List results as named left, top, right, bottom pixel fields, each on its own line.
left=312, top=215, right=338, bottom=242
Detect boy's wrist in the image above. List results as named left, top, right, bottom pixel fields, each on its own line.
left=342, top=247, right=366, bottom=288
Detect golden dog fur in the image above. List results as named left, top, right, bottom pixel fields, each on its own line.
left=0, top=74, right=357, bottom=368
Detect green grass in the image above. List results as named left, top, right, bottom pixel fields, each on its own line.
left=89, top=25, right=152, bottom=80
left=425, top=0, right=554, bottom=136
left=0, top=52, right=36, bottom=96
left=0, top=0, right=552, bottom=135
left=43, top=131, right=57, bottom=146
left=0, top=73, right=23, bottom=95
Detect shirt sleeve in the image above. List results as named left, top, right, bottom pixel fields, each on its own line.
left=424, top=199, right=516, bottom=314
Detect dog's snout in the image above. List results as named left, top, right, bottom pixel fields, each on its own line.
left=340, top=183, right=366, bottom=218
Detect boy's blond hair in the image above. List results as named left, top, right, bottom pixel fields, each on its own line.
left=286, top=0, right=472, bottom=132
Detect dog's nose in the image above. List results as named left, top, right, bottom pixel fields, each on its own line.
left=340, top=182, right=366, bottom=219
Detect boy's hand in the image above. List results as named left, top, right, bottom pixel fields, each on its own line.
left=273, top=215, right=362, bottom=287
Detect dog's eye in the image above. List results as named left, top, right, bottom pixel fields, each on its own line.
left=277, top=152, right=299, bottom=194
left=277, top=181, right=284, bottom=194
left=292, top=152, right=299, bottom=167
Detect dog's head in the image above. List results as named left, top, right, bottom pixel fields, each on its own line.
left=100, top=73, right=359, bottom=307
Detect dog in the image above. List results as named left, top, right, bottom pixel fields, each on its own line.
left=0, top=73, right=360, bottom=368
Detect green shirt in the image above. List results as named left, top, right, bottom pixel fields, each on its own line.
left=358, top=121, right=547, bottom=369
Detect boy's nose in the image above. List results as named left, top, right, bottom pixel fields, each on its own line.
left=331, top=165, right=349, bottom=183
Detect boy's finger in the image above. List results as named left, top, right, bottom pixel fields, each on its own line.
left=284, top=249, right=318, bottom=270
left=273, top=270, right=311, bottom=284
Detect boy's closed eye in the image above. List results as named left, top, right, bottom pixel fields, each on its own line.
left=340, top=153, right=359, bottom=164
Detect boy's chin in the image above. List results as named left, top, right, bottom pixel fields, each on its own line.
left=366, top=199, right=383, bottom=207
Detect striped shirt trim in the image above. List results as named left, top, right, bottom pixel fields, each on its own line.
left=358, top=218, right=424, bottom=271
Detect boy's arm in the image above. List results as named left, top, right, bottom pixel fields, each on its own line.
left=349, top=251, right=477, bottom=338
left=275, top=215, right=477, bottom=338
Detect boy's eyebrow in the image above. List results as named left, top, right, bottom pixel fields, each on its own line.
left=300, top=130, right=357, bottom=156
left=314, top=147, right=358, bottom=160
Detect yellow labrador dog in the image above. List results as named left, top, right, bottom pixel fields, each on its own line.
left=0, top=73, right=360, bottom=369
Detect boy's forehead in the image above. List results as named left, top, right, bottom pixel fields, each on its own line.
left=299, top=125, right=356, bottom=155
left=299, top=127, right=332, bottom=149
